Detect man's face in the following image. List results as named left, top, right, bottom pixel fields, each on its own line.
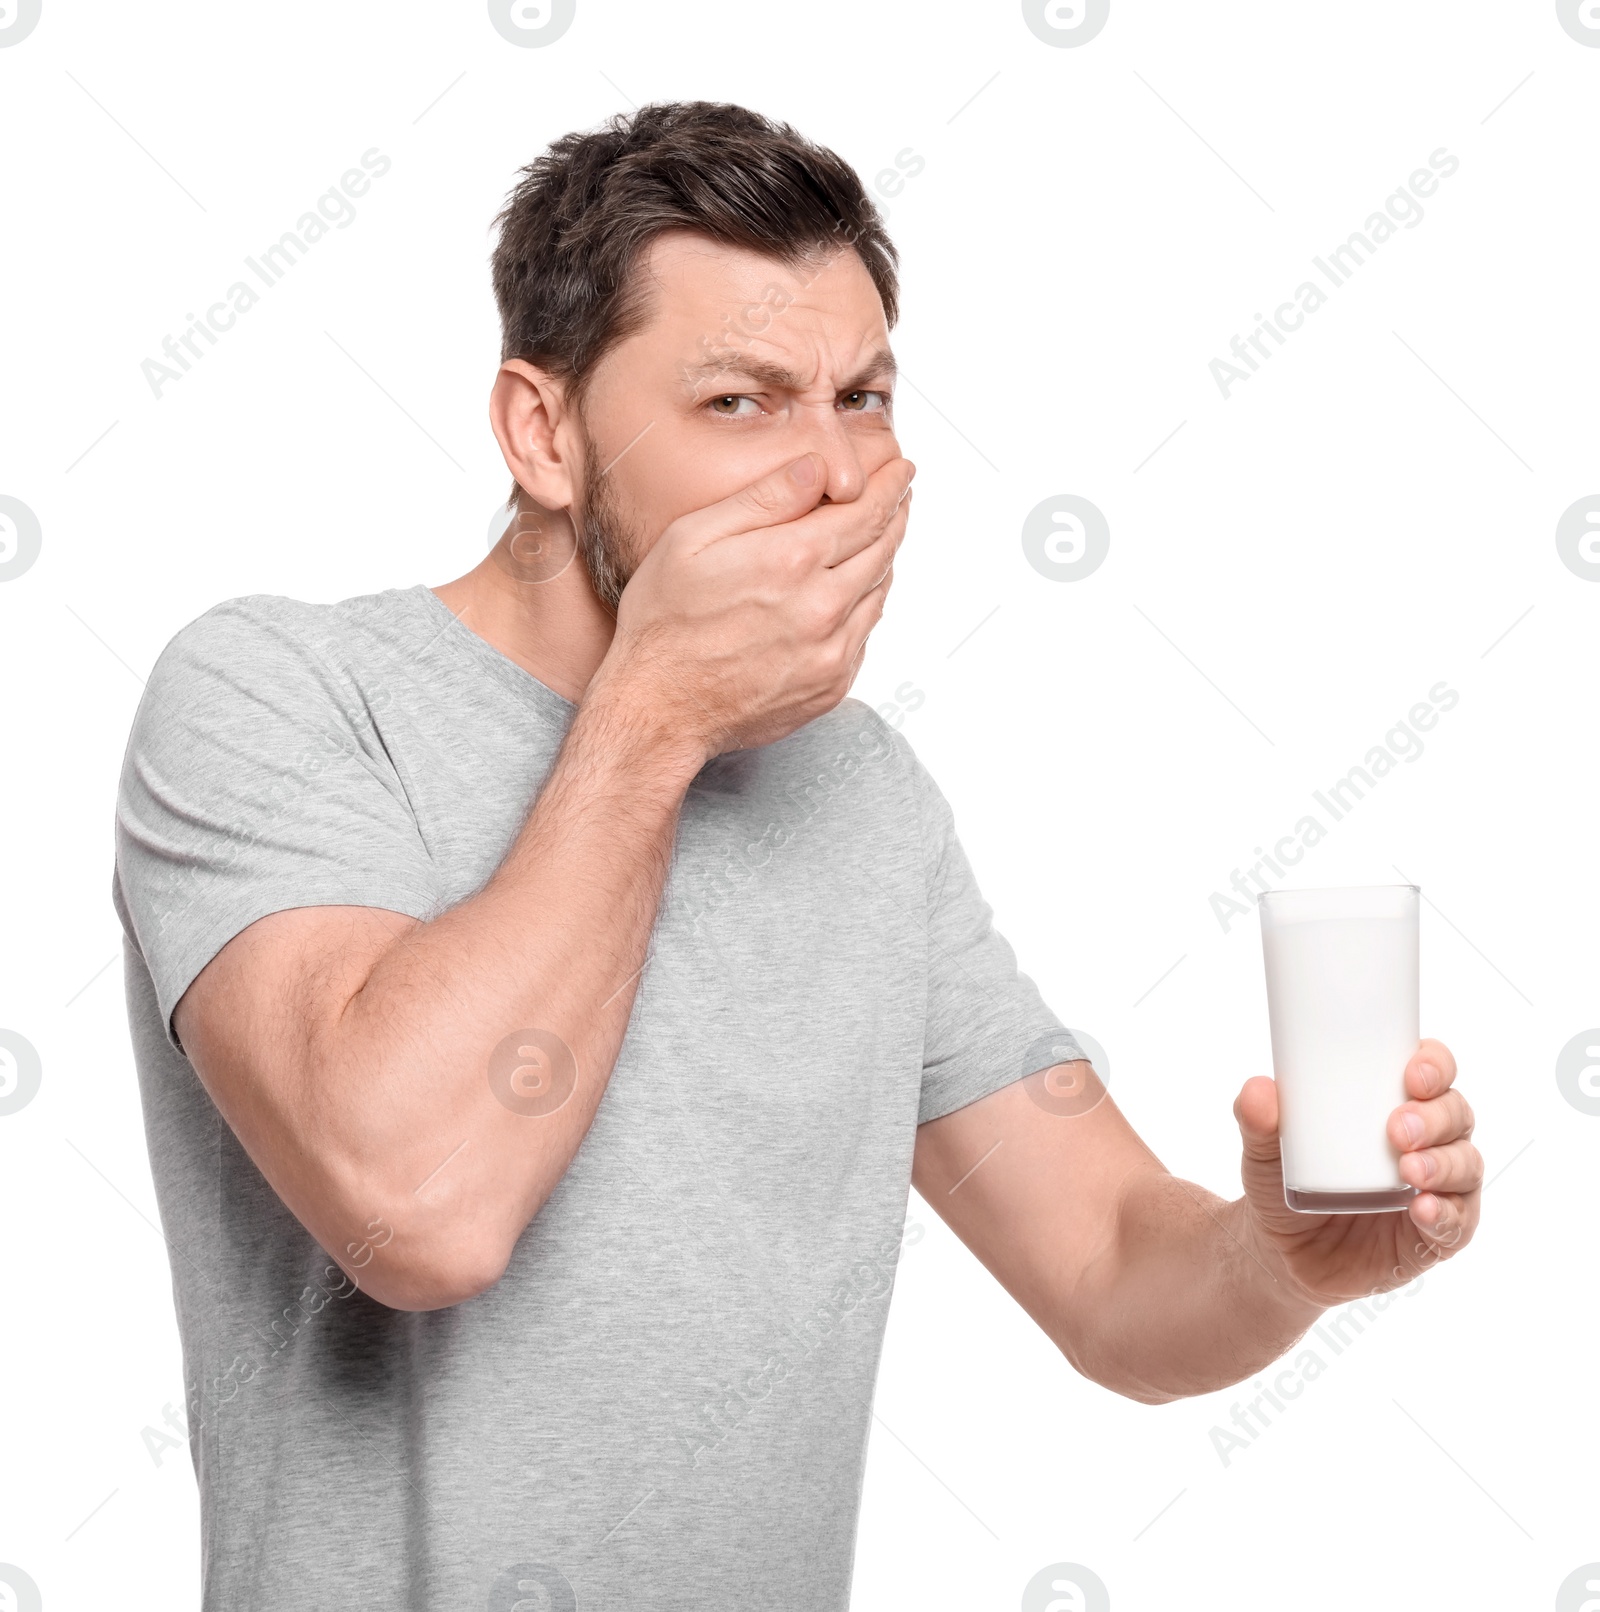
left=569, top=229, right=901, bottom=608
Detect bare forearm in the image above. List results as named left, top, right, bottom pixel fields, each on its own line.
left=317, top=665, right=702, bottom=1301
left=1062, top=1169, right=1325, bottom=1405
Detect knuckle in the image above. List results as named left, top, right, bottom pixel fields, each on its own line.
left=800, top=531, right=832, bottom=569
left=745, top=481, right=789, bottom=520
left=779, top=541, right=816, bottom=583
left=770, top=551, right=805, bottom=589
left=801, top=594, right=838, bottom=639
left=870, top=492, right=898, bottom=535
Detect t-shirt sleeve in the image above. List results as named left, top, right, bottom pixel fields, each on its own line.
left=113, top=598, right=442, bottom=1048
left=898, top=731, right=1084, bottom=1124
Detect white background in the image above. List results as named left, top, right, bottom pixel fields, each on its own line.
left=2, top=1, right=1597, bottom=1608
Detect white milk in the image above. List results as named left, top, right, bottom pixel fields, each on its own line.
left=1260, top=886, right=1419, bottom=1210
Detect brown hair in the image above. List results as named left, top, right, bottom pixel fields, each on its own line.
left=490, top=101, right=900, bottom=507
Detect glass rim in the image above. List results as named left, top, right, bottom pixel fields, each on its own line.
left=1257, top=882, right=1419, bottom=904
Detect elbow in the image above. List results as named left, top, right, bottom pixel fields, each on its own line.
left=1069, top=1355, right=1187, bottom=1407
left=1051, top=1327, right=1187, bottom=1407
left=324, top=1179, right=512, bottom=1313
left=354, top=1231, right=510, bottom=1312
left=1117, top=1382, right=1186, bottom=1407
left=1065, top=1345, right=1232, bottom=1407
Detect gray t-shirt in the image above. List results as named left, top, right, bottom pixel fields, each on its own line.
left=112, top=584, right=1077, bottom=1611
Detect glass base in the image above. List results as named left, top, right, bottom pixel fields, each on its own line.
left=1284, top=1185, right=1418, bottom=1215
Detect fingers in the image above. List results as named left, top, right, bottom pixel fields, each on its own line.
left=1395, top=1045, right=1480, bottom=1263
left=669, top=452, right=831, bottom=550
left=1398, top=1135, right=1484, bottom=1194
left=836, top=553, right=897, bottom=673
left=1407, top=1188, right=1478, bottom=1256
left=808, top=456, right=916, bottom=568
left=1388, top=1086, right=1473, bottom=1151
left=1404, top=1039, right=1457, bottom=1100
left=833, top=471, right=917, bottom=650
left=818, top=471, right=914, bottom=672
left=827, top=484, right=912, bottom=610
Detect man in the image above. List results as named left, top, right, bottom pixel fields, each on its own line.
left=114, top=102, right=1480, bottom=1609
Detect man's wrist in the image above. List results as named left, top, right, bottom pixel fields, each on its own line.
left=575, top=654, right=709, bottom=796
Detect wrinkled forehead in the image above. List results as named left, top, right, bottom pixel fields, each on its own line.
left=626, top=229, right=891, bottom=390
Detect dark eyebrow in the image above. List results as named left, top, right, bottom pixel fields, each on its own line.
left=682, top=347, right=897, bottom=395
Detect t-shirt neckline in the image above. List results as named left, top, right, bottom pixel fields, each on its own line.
left=407, top=583, right=579, bottom=719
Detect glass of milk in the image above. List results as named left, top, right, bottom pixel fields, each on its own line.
left=1259, top=884, right=1420, bottom=1213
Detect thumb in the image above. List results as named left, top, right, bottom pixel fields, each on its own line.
left=1235, top=1077, right=1322, bottom=1239
left=669, top=452, right=828, bottom=552
left=1234, top=1075, right=1282, bottom=1167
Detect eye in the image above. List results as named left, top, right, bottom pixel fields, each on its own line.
left=839, top=390, right=889, bottom=413
left=706, top=394, right=761, bottom=417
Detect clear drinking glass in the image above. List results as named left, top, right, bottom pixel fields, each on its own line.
left=1259, top=884, right=1420, bottom=1213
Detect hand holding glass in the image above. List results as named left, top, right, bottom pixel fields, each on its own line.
left=1259, top=884, right=1420, bottom=1213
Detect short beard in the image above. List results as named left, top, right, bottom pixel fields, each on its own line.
left=574, top=442, right=642, bottom=616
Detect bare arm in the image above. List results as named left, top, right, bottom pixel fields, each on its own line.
left=912, top=1069, right=1320, bottom=1404
left=912, top=1042, right=1478, bottom=1404
left=174, top=450, right=914, bottom=1312
left=176, top=675, right=699, bottom=1312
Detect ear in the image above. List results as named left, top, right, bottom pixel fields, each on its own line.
left=489, top=359, right=581, bottom=510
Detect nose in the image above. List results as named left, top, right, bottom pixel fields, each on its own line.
left=792, top=402, right=875, bottom=504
